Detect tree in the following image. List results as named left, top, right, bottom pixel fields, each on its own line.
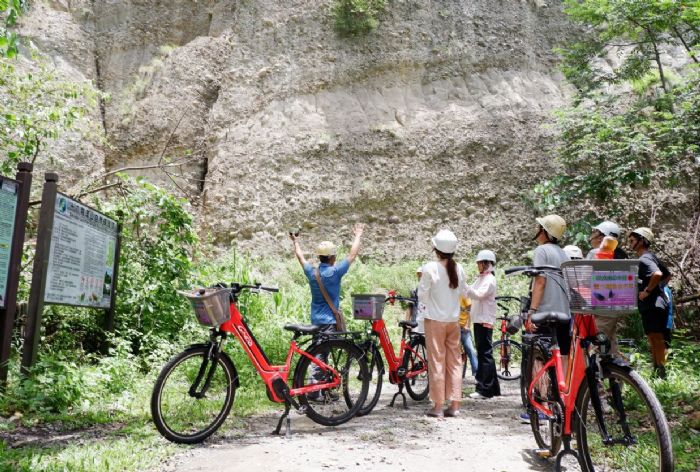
left=559, top=0, right=699, bottom=96
left=0, top=0, right=25, bottom=58
left=0, top=57, right=103, bottom=175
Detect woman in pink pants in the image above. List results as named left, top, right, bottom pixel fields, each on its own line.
left=418, top=229, right=467, bottom=418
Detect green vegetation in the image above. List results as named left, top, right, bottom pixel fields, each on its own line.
left=533, top=0, right=700, bottom=245
left=0, top=0, right=25, bottom=58
left=331, top=0, right=386, bottom=36
left=0, top=0, right=698, bottom=471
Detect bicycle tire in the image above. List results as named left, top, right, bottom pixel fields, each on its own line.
left=530, top=364, right=562, bottom=456
left=293, top=339, right=369, bottom=426
left=151, top=345, right=237, bottom=444
left=575, top=364, right=673, bottom=472
left=404, top=335, right=429, bottom=401
left=493, top=339, right=523, bottom=381
left=356, top=343, right=384, bottom=417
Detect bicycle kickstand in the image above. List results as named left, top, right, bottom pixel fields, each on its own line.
left=389, top=383, right=408, bottom=409
left=273, top=401, right=292, bottom=439
left=554, top=436, right=583, bottom=472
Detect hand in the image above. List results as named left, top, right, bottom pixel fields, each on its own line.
left=639, top=290, right=649, bottom=301
left=353, top=223, right=365, bottom=237
left=289, top=232, right=298, bottom=242
left=525, top=315, right=537, bottom=333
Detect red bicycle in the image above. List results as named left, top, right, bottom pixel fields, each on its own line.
left=508, top=262, right=673, bottom=471
left=151, top=283, right=369, bottom=443
left=353, top=292, right=429, bottom=416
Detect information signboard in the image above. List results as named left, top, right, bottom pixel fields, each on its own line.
left=44, top=193, right=118, bottom=308
left=0, top=177, right=19, bottom=309
left=590, top=271, right=637, bottom=309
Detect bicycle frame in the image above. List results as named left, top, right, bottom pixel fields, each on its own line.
left=369, top=319, right=426, bottom=384
left=218, top=299, right=341, bottom=403
left=528, top=313, right=598, bottom=437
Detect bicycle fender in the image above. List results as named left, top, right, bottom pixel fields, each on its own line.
left=601, top=359, right=632, bottom=377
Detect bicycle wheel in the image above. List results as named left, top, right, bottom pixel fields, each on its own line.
left=151, top=345, right=237, bottom=444
left=530, top=364, right=563, bottom=457
left=404, top=335, right=429, bottom=401
left=493, top=339, right=523, bottom=381
left=293, top=339, right=369, bottom=426
left=357, top=343, right=384, bottom=417
left=575, top=364, right=673, bottom=472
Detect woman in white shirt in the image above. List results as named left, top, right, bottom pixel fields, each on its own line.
left=465, top=250, right=501, bottom=399
left=418, top=230, right=467, bottom=417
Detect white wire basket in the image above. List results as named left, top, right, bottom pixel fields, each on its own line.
left=179, top=288, right=231, bottom=327
left=561, top=260, right=640, bottom=317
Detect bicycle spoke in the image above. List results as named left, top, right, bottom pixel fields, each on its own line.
left=576, top=366, right=672, bottom=472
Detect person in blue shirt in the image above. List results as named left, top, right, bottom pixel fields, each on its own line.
left=290, top=224, right=365, bottom=399
left=290, top=223, right=365, bottom=331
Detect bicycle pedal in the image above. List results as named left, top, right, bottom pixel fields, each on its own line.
left=297, top=405, right=307, bottom=415
left=533, top=448, right=552, bottom=459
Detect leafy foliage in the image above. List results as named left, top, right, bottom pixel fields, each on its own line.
left=534, top=0, right=700, bottom=249
left=0, top=0, right=26, bottom=58
left=559, top=0, right=699, bottom=95
left=331, top=0, right=386, bottom=36
left=0, top=56, right=103, bottom=175
left=95, top=177, right=199, bottom=354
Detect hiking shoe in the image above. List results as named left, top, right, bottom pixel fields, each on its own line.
left=469, top=391, right=488, bottom=400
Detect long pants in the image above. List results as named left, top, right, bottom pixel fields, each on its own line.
left=311, top=324, right=336, bottom=383
left=474, top=323, right=501, bottom=398
left=460, top=328, right=478, bottom=376
left=424, top=319, right=462, bottom=405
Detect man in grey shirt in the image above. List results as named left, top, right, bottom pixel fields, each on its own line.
left=529, top=215, right=571, bottom=356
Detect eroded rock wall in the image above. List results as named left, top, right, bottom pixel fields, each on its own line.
left=22, top=0, right=576, bottom=260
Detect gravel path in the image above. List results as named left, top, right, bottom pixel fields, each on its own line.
left=160, top=379, right=552, bottom=472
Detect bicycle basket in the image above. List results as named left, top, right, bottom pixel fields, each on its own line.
left=351, top=294, right=385, bottom=320
left=561, top=260, right=640, bottom=317
left=179, top=288, right=231, bottom=327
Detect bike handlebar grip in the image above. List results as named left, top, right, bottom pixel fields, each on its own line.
left=260, top=286, right=279, bottom=293
left=504, top=266, right=528, bottom=275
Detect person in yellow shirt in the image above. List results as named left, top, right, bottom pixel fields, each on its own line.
left=459, top=296, right=478, bottom=378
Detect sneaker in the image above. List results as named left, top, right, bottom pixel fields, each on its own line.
left=519, top=411, right=548, bottom=424
left=469, top=391, right=488, bottom=400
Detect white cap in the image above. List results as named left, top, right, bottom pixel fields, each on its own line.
left=563, top=245, right=583, bottom=259
left=476, top=249, right=496, bottom=264
left=431, top=229, right=458, bottom=253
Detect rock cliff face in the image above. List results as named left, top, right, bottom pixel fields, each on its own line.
left=21, top=0, right=576, bottom=259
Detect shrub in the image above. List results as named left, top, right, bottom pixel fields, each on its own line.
left=331, top=0, right=386, bottom=36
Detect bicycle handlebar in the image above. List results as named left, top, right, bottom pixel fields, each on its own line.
left=504, top=265, right=562, bottom=276
left=385, top=295, right=417, bottom=305
left=212, top=282, right=279, bottom=294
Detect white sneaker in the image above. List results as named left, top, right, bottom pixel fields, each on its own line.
left=469, top=391, right=488, bottom=400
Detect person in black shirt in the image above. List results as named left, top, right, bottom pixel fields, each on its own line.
left=628, top=227, right=671, bottom=379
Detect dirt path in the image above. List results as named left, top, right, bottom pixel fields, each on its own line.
left=160, top=380, right=551, bottom=472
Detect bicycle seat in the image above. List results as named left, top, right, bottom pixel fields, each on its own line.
left=531, top=311, right=571, bottom=324
left=283, top=324, right=322, bottom=335
left=398, top=320, right=418, bottom=329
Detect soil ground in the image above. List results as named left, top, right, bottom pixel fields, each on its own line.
left=160, top=379, right=552, bottom=472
